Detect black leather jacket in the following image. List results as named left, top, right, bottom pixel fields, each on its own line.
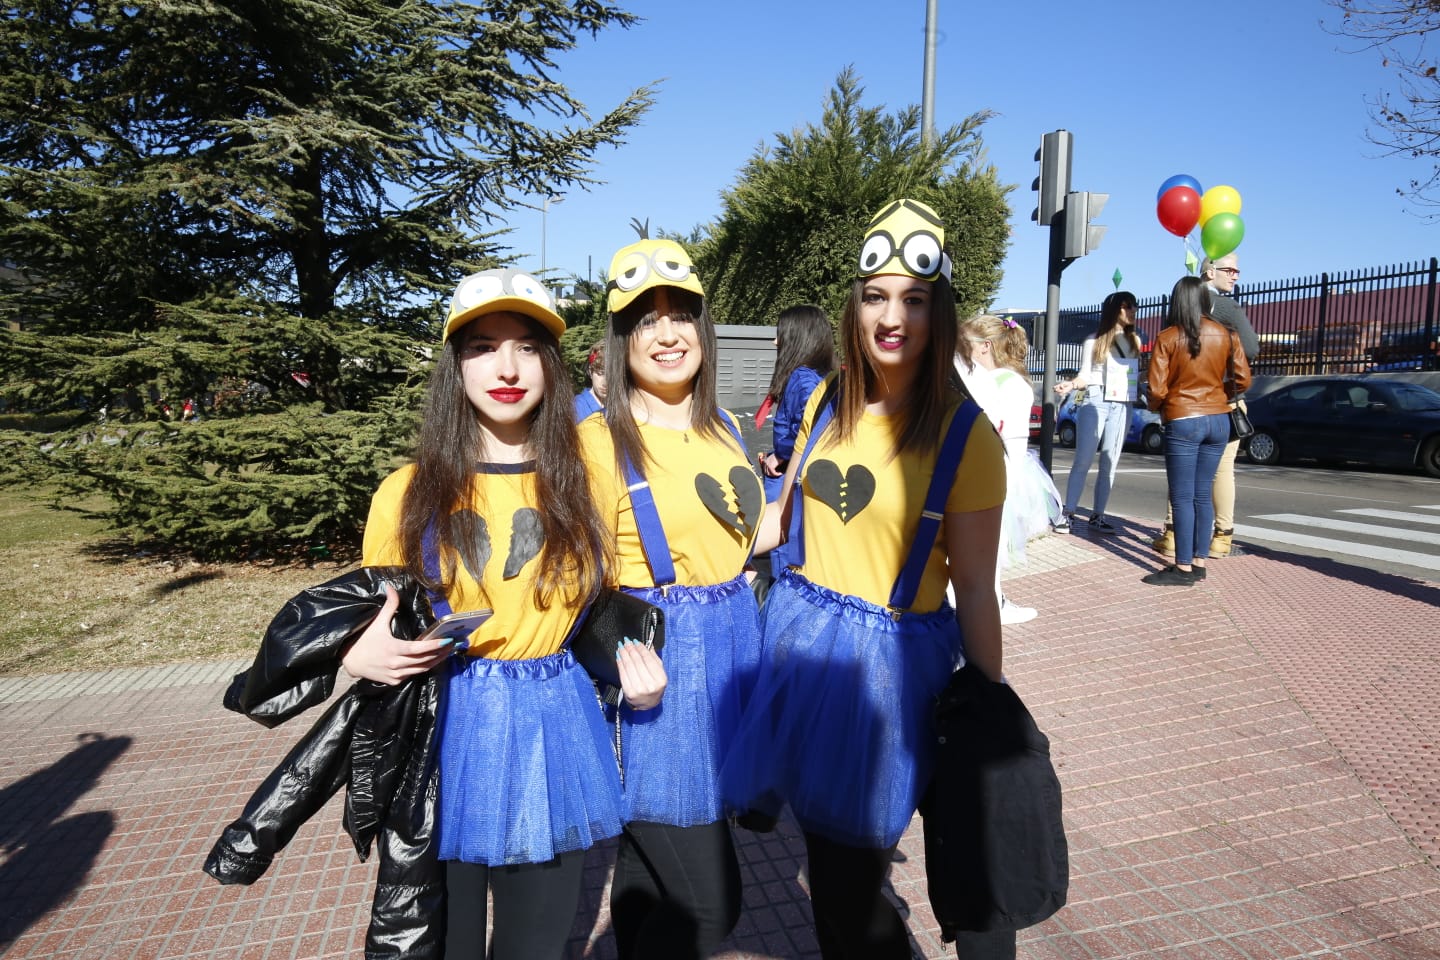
left=202, top=567, right=446, bottom=960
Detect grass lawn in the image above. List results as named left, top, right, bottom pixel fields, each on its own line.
left=0, top=485, right=352, bottom=676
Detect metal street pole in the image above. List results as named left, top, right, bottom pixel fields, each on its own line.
left=541, top=196, right=562, bottom=287
left=1039, top=210, right=1066, bottom=472
left=922, top=0, right=938, bottom=146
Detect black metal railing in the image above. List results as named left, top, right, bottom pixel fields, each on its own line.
left=1049, top=258, right=1440, bottom=374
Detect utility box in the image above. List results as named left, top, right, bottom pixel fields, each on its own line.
left=714, top=324, right=776, bottom=411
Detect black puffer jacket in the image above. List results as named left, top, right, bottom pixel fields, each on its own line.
left=203, top=567, right=446, bottom=960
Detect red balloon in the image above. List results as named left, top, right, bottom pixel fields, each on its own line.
left=1156, top=186, right=1201, bottom=237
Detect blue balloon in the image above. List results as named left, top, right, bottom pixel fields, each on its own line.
left=1157, top=174, right=1202, bottom=203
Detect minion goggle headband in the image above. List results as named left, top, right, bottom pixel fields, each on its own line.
left=605, top=238, right=705, bottom=314
left=856, top=198, right=952, bottom=283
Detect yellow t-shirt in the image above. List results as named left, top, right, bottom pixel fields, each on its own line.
left=362, top=462, right=580, bottom=660
left=788, top=390, right=1006, bottom=611
left=578, top=414, right=764, bottom=588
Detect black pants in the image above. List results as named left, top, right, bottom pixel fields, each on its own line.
left=610, top=819, right=742, bottom=960
left=803, top=832, right=910, bottom=960
left=803, top=832, right=1017, bottom=960
left=445, top=853, right=585, bottom=960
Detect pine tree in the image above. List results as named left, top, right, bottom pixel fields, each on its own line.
left=0, top=0, right=653, bottom=559
left=693, top=68, right=1012, bottom=328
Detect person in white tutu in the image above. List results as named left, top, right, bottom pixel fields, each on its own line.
left=955, top=314, right=1062, bottom=624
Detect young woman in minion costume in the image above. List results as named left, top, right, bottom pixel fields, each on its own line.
left=351, top=268, right=666, bottom=959
left=724, top=200, right=1009, bottom=959
left=577, top=237, right=764, bottom=959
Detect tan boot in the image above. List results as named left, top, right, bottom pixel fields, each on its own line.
left=1210, top=528, right=1233, bottom=557
left=1152, top=524, right=1175, bottom=556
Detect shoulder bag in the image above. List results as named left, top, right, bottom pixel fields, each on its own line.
left=1225, top=330, right=1254, bottom=440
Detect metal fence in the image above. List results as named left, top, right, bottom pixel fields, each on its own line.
left=1048, top=259, right=1440, bottom=375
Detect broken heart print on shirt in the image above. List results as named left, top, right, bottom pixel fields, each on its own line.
left=693, top=466, right=763, bottom=541
left=453, top=507, right=545, bottom=582
left=805, top=460, right=875, bottom=524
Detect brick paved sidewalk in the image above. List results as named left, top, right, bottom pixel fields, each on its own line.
left=1, top=524, right=1437, bottom=959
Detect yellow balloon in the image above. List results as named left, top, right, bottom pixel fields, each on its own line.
left=1199, top=185, right=1242, bottom=227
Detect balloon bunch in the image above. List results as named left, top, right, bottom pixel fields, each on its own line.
left=1156, top=175, right=1245, bottom=261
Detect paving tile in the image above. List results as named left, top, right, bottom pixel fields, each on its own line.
left=3, top=533, right=1439, bottom=958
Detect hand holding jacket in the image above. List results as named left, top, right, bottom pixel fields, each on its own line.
left=222, top=566, right=433, bottom=727
left=205, top=567, right=446, bottom=960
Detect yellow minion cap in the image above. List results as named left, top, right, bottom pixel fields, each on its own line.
left=857, top=198, right=949, bottom=282
left=605, top=238, right=705, bottom=314
left=444, top=268, right=565, bottom=343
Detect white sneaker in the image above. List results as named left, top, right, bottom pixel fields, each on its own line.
left=1000, top=598, right=1038, bottom=625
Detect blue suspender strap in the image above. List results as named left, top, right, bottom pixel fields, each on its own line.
left=886, top=399, right=983, bottom=613
left=620, top=454, right=677, bottom=587
left=784, top=392, right=838, bottom=570
left=720, top=410, right=747, bottom=454
left=420, top=523, right=455, bottom=620
left=620, top=412, right=745, bottom=587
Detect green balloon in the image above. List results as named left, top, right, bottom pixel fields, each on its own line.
left=1201, top=212, right=1244, bottom=260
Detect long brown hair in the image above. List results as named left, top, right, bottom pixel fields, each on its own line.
left=1166, top=276, right=1213, bottom=359
left=397, top=314, right=607, bottom=608
left=602, top=287, right=735, bottom=473
left=1090, top=291, right=1142, bottom=367
left=764, top=304, right=836, bottom=405
left=828, top=274, right=962, bottom=457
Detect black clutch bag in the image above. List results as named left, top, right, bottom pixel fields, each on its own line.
left=571, top=589, right=665, bottom=693
left=1228, top=404, right=1254, bottom=441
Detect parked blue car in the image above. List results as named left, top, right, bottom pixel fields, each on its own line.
left=1055, top=392, right=1164, bottom=454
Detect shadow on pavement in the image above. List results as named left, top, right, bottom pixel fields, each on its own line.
left=1220, top=540, right=1440, bottom=604
left=1066, top=516, right=1440, bottom=603
left=0, top=732, right=131, bottom=950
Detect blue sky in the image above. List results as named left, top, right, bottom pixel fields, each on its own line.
left=495, top=0, right=1434, bottom=314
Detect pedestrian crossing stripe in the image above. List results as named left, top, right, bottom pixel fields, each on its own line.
left=1338, top=507, right=1440, bottom=527
left=1252, top=514, right=1440, bottom=547
left=1239, top=525, right=1440, bottom=572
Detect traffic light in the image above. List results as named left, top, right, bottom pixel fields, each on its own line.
left=1062, top=190, right=1108, bottom=259
left=1031, top=130, right=1072, bottom=227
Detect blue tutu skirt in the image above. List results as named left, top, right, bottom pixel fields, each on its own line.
left=436, top=649, right=623, bottom=866
left=619, top=574, right=762, bottom=826
left=721, top=570, right=964, bottom=848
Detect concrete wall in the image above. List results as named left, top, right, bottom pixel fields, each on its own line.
left=715, top=324, right=776, bottom=411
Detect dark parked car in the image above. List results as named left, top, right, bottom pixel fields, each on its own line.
left=1055, top=392, right=1164, bottom=454
left=1243, top=378, right=1440, bottom=477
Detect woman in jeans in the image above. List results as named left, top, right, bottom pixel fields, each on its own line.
left=1142, top=276, right=1251, bottom=586
left=1052, top=291, right=1142, bottom=533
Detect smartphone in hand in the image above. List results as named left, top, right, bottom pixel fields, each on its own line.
left=416, top=609, right=492, bottom=644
